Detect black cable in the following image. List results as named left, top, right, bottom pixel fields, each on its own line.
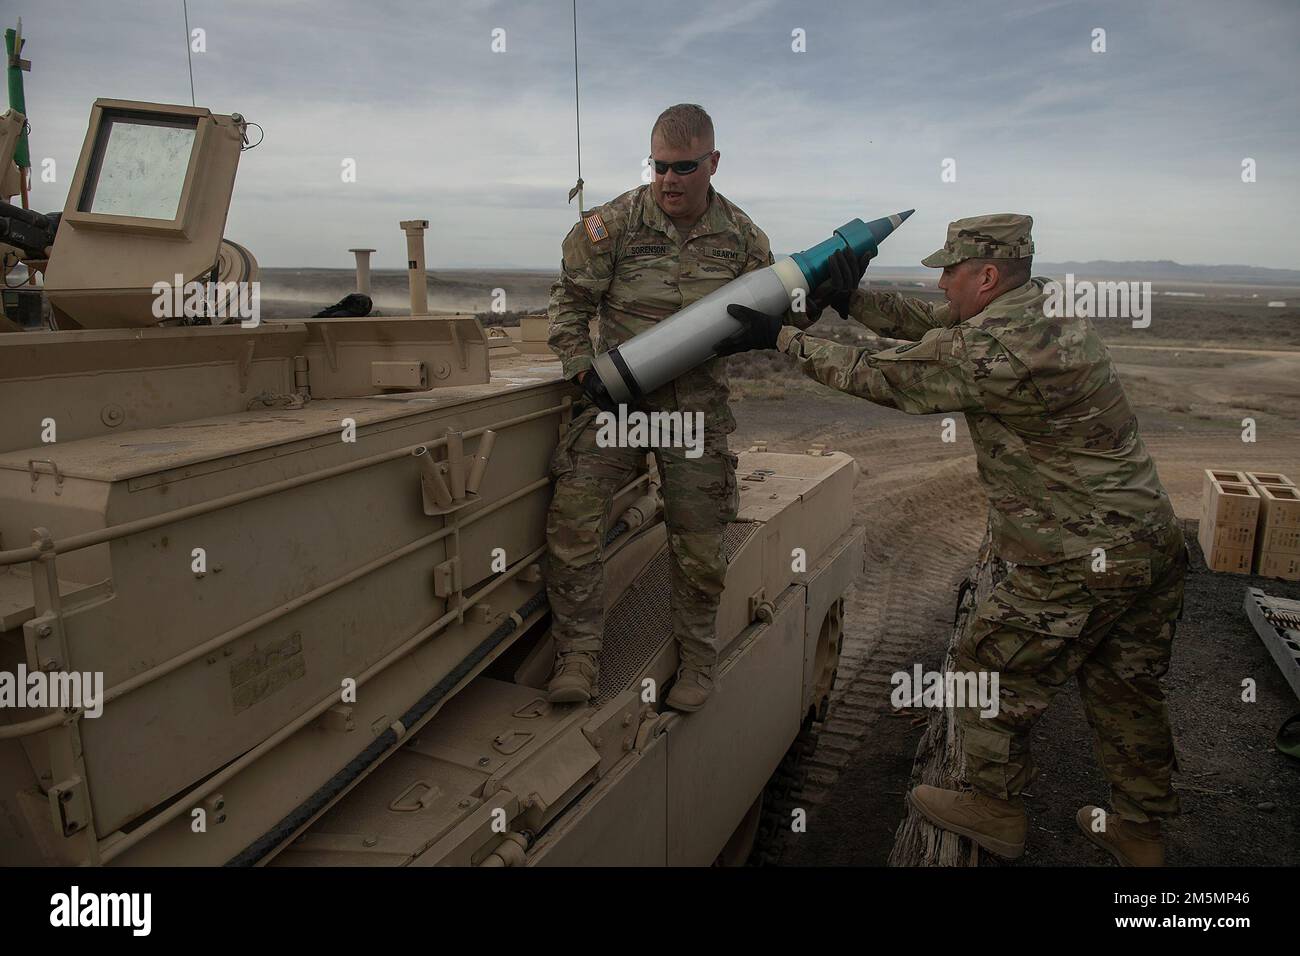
left=572, top=0, right=582, bottom=188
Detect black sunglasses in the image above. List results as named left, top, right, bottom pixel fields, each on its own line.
left=649, top=150, right=715, bottom=176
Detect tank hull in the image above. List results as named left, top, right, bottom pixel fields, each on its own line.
left=0, top=325, right=861, bottom=866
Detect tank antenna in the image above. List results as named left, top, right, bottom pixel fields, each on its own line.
left=565, top=0, right=583, bottom=220
left=4, top=18, right=32, bottom=210
left=182, top=0, right=195, bottom=106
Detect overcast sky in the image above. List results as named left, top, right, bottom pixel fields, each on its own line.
left=18, top=0, right=1300, bottom=269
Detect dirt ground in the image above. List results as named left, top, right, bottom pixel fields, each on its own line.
left=724, top=283, right=1300, bottom=867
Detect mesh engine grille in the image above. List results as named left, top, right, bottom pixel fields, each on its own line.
left=594, top=520, right=759, bottom=705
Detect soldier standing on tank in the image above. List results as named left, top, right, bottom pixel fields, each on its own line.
left=722, top=214, right=1187, bottom=866
left=544, top=104, right=774, bottom=712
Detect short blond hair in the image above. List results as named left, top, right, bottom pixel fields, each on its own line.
left=651, top=104, right=714, bottom=149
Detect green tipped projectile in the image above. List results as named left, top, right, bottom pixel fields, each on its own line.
left=592, top=208, right=917, bottom=405
left=790, top=209, right=914, bottom=290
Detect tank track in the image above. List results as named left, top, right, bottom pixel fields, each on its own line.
left=747, top=712, right=821, bottom=866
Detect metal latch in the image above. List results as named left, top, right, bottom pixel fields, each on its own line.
left=512, top=698, right=551, bottom=719
left=493, top=730, right=534, bottom=755
left=27, top=459, right=64, bottom=495
left=433, top=557, right=462, bottom=598
left=390, top=780, right=440, bottom=812
left=49, top=776, right=88, bottom=836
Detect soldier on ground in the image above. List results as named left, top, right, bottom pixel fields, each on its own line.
left=722, top=214, right=1186, bottom=866
left=544, top=103, right=773, bottom=712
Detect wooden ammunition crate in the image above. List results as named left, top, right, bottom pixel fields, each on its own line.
left=1254, top=483, right=1300, bottom=579
left=1258, top=484, right=1300, bottom=531
left=1245, top=471, right=1294, bottom=488
left=1257, top=551, right=1300, bottom=581
left=1201, top=469, right=1247, bottom=519
left=1202, top=480, right=1260, bottom=529
left=1199, top=478, right=1260, bottom=576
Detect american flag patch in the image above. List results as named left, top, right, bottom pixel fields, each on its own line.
left=583, top=211, right=609, bottom=244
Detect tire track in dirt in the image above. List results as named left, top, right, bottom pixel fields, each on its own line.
left=795, top=434, right=986, bottom=813
left=733, top=414, right=989, bottom=841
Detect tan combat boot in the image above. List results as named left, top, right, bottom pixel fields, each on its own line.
left=1076, top=806, right=1164, bottom=866
left=546, top=652, right=599, bottom=704
left=665, top=666, right=714, bottom=713
left=907, top=784, right=1027, bottom=859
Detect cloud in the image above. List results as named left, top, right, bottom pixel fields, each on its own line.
left=18, top=0, right=1300, bottom=269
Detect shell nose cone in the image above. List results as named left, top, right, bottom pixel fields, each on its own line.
left=884, top=209, right=914, bottom=231
left=867, top=209, right=916, bottom=240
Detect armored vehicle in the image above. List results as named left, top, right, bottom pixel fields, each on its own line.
left=0, top=96, right=863, bottom=866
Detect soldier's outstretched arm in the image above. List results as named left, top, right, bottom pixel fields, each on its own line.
left=547, top=216, right=617, bottom=380
left=776, top=324, right=985, bottom=414
left=843, top=288, right=952, bottom=341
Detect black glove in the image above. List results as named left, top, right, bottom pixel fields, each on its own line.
left=714, top=303, right=785, bottom=356
left=577, top=370, right=617, bottom=413
left=806, top=247, right=870, bottom=322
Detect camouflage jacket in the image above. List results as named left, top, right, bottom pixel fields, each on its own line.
left=547, top=184, right=772, bottom=433
left=777, top=279, right=1176, bottom=564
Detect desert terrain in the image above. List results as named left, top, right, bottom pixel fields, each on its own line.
left=260, top=267, right=1300, bottom=866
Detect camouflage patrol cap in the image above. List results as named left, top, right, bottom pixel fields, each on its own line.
left=921, top=213, right=1034, bottom=268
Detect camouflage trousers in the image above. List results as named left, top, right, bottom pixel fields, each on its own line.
left=545, top=402, right=738, bottom=670
left=955, top=523, right=1188, bottom=823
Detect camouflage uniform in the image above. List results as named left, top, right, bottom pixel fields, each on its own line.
left=547, top=184, right=773, bottom=670
left=777, top=214, right=1185, bottom=822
